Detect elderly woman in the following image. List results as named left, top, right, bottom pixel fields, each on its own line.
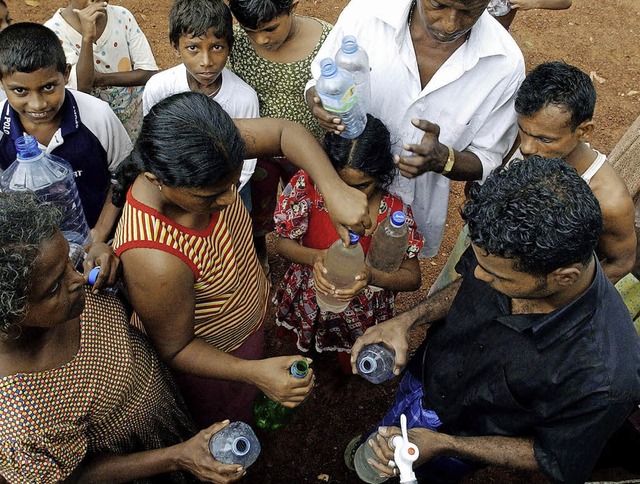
left=0, top=192, right=245, bottom=483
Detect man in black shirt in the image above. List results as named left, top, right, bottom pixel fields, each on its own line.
left=350, top=156, right=640, bottom=483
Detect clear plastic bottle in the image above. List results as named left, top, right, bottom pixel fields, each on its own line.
left=208, top=421, right=261, bottom=469
left=0, top=135, right=91, bottom=258
left=335, top=35, right=371, bottom=111
left=366, top=211, right=409, bottom=273
left=356, top=343, right=396, bottom=384
left=316, top=231, right=365, bottom=313
left=354, top=432, right=389, bottom=484
left=487, top=0, right=511, bottom=17
left=253, top=360, right=310, bottom=430
left=316, top=58, right=367, bottom=139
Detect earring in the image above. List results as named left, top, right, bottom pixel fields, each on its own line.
left=158, top=185, right=162, bottom=192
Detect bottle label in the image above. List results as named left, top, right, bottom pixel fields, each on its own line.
left=322, top=85, right=360, bottom=114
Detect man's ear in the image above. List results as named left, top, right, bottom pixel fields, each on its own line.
left=575, top=119, right=595, bottom=141
left=550, top=265, right=582, bottom=286
left=172, top=42, right=181, bottom=57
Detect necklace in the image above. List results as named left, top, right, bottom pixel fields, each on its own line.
left=207, top=82, right=222, bottom=99
left=408, top=1, right=416, bottom=27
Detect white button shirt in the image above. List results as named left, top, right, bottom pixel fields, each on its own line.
left=307, top=0, right=525, bottom=256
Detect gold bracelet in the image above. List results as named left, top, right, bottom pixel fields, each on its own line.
left=441, top=145, right=455, bottom=176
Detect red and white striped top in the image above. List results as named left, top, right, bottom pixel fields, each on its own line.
left=113, top=188, right=268, bottom=353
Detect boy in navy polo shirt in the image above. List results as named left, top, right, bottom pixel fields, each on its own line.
left=0, top=23, right=131, bottom=243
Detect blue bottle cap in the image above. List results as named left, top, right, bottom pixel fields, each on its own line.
left=341, top=35, right=358, bottom=54
left=320, top=58, right=338, bottom=78
left=290, top=360, right=309, bottom=378
left=390, top=211, right=406, bottom=227
left=348, top=230, right=360, bottom=245
left=88, top=266, right=101, bottom=286
left=14, top=135, right=42, bottom=160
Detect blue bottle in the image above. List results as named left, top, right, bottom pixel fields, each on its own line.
left=0, top=135, right=91, bottom=259
left=253, top=360, right=310, bottom=430
left=316, top=58, right=367, bottom=139
left=335, top=35, right=371, bottom=111
left=87, top=266, right=121, bottom=295
left=356, top=343, right=396, bottom=384
left=208, top=421, right=261, bottom=469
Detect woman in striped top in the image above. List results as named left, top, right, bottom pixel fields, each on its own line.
left=112, top=92, right=371, bottom=428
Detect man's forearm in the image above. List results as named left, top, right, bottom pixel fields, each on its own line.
left=407, top=278, right=461, bottom=329
left=442, top=433, right=539, bottom=471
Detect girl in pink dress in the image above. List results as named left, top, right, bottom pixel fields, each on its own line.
left=273, top=115, right=424, bottom=379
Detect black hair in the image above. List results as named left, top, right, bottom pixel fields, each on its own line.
left=169, top=0, right=234, bottom=51
left=463, top=156, right=602, bottom=276
left=515, top=61, right=596, bottom=131
left=229, top=0, right=294, bottom=30
left=0, top=192, right=61, bottom=337
left=112, top=92, right=245, bottom=207
left=0, top=23, right=67, bottom=77
left=322, top=114, right=397, bottom=191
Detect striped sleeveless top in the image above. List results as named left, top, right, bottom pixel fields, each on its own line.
left=113, top=188, right=268, bottom=353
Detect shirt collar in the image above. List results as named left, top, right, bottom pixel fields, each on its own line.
left=496, top=257, right=604, bottom=350
left=0, top=89, right=80, bottom=142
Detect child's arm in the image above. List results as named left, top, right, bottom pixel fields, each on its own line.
left=509, top=0, right=572, bottom=10
left=74, top=1, right=107, bottom=93
left=93, top=70, right=157, bottom=88
left=275, top=236, right=324, bottom=268
left=91, top=189, right=122, bottom=244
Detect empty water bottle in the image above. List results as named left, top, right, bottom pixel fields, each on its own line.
left=0, top=135, right=91, bottom=259
left=316, top=231, right=365, bottom=313
left=487, top=0, right=511, bottom=17
left=354, top=432, right=389, bottom=484
left=316, top=58, right=367, bottom=139
left=253, top=360, right=310, bottom=430
left=366, top=211, right=409, bottom=273
left=209, top=421, right=261, bottom=469
left=335, top=35, right=371, bottom=111
left=356, top=343, right=396, bottom=384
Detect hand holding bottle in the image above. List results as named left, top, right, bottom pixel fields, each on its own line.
left=176, top=420, right=246, bottom=483
left=250, top=356, right=314, bottom=408
left=313, top=252, right=370, bottom=301
left=83, top=242, right=120, bottom=293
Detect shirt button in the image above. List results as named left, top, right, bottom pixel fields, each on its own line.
left=479, top=344, right=485, bottom=352
left=457, top=371, right=463, bottom=378
left=441, top=394, right=446, bottom=399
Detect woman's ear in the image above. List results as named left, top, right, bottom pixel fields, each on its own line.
left=143, top=172, right=161, bottom=187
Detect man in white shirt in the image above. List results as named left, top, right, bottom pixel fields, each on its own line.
left=306, top=0, right=525, bottom=257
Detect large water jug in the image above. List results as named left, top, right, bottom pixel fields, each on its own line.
left=0, top=135, right=91, bottom=259
left=487, top=0, right=511, bottom=16
left=253, top=360, right=310, bottom=430
left=366, top=211, right=409, bottom=273
left=356, top=343, right=396, bottom=384
left=208, top=421, right=261, bottom=469
left=316, top=58, right=366, bottom=139
left=335, top=35, right=371, bottom=111
left=316, top=231, right=365, bottom=313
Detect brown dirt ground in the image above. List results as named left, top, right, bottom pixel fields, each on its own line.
left=12, top=0, right=640, bottom=482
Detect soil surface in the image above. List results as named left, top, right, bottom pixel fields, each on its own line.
left=11, top=0, right=640, bottom=482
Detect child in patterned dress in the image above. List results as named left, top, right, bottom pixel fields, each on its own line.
left=228, top=0, right=332, bottom=276
left=273, top=115, right=424, bottom=395
left=45, top=0, right=158, bottom=141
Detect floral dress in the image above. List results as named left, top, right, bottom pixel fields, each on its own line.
left=273, top=171, right=424, bottom=352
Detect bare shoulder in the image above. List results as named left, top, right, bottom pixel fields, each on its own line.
left=121, top=246, right=194, bottom=291
left=590, top=162, right=634, bottom=215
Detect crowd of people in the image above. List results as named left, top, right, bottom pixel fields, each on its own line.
left=0, top=0, right=639, bottom=482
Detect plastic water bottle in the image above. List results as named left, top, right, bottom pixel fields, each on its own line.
left=253, top=360, right=310, bottom=430
left=354, top=432, right=389, bottom=484
left=316, top=58, right=366, bottom=139
left=316, top=231, right=365, bottom=313
left=366, top=211, right=409, bottom=273
left=209, top=421, right=261, bottom=469
left=487, top=0, right=511, bottom=16
left=335, top=35, right=371, bottom=111
left=87, top=266, right=121, bottom=295
left=356, top=343, right=396, bottom=384
left=0, top=135, right=91, bottom=259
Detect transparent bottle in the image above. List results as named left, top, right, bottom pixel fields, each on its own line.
left=356, top=343, right=396, bottom=384
left=253, top=360, right=310, bottom=430
left=0, top=135, right=91, bottom=259
left=366, top=211, right=409, bottom=273
left=316, top=58, right=367, bottom=139
left=487, top=0, right=511, bottom=17
left=316, top=231, right=365, bottom=313
left=335, top=35, right=371, bottom=111
left=354, top=432, right=389, bottom=484
left=208, top=421, right=261, bottom=469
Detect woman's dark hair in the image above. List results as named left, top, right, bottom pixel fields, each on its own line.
left=0, top=192, right=61, bottom=338
left=0, top=22, right=67, bottom=77
left=322, top=114, right=397, bottom=191
left=463, top=156, right=602, bottom=276
left=112, top=91, right=245, bottom=207
left=169, top=0, right=234, bottom=51
left=229, top=0, right=294, bottom=30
